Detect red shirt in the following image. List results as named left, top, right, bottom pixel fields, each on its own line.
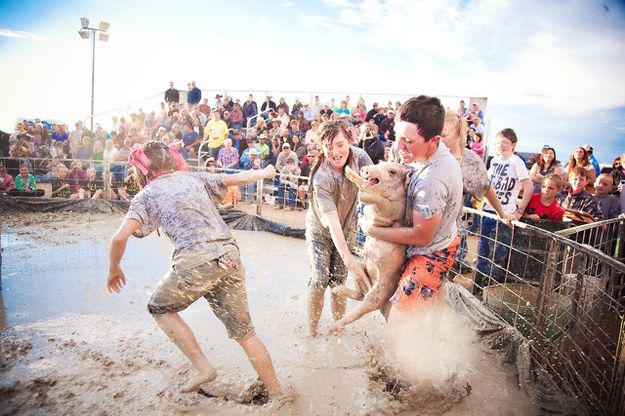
left=525, top=193, right=564, bottom=221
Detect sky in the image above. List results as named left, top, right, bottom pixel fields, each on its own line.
left=1, top=0, right=624, bottom=161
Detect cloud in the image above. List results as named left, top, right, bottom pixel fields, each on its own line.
left=298, top=0, right=625, bottom=112
left=0, top=28, right=44, bottom=40
left=281, top=0, right=294, bottom=7
left=258, top=17, right=272, bottom=28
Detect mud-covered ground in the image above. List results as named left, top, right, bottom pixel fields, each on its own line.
left=0, top=213, right=538, bottom=415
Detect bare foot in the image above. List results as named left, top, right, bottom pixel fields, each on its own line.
left=180, top=369, right=217, bottom=393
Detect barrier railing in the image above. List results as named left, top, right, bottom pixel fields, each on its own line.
left=453, top=208, right=625, bottom=415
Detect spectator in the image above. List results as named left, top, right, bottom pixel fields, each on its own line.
left=557, top=166, right=603, bottom=222
left=305, top=121, right=319, bottom=146
left=102, top=139, right=119, bottom=163
left=475, top=128, right=533, bottom=295
left=310, top=95, right=322, bottom=120
left=182, top=123, right=201, bottom=159
left=523, top=174, right=565, bottom=221
left=378, top=110, right=395, bottom=141
left=269, top=118, right=283, bottom=137
left=360, top=123, right=384, bottom=164
left=50, top=141, right=67, bottom=160
left=276, top=158, right=301, bottom=210
left=82, top=167, right=111, bottom=200
left=469, top=129, right=484, bottom=159
left=291, top=97, right=303, bottom=117
left=75, top=136, right=93, bottom=160
left=222, top=111, right=233, bottom=129
left=67, top=161, right=87, bottom=198
left=242, top=94, right=258, bottom=126
left=335, top=101, right=351, bottom=118
left=217, top=139, right=240, bottom=171
left=69, top=121, right=84, bottom=156
left=372, top=107, right=386, bottom=127
left=261, top=95, right=277, bottom=114
left=275, top=142, right=298, bottom=171
left=277, top=97, right=289, bottom=115
left=9, top=164, right=45, bottom=197
left=255, top=117, right=267, bottom=134
left=51, top=123, right=69, bottom=143
left=594, top=173, right=620, bottom=219
left=0, top=164, right=16, bottom=195
left=296, top=111, right=310, bottom=135
left=582, top=144, right=600, bottom=177
left=529, top=146, right=562, bottom=193
left=187, top=81, right=201, bottom=107
left=165, top=81, right=180, bottom=105
left=457, top=100, right=467, bottom=116
left=291, top=134, right=306, bottom=160
left=566, top=146, right=596, bottom=192
left=365, top=102, right=378, bottom=122
left=257, top=133, right=271, bottom=166
left=471, top=103, right=484, bottom=121
left=223, top=95, right=234, bottom=111
left=203, top=111, right=229, bottom=159
left=230, top=103, right=244, bottom=129
left=117, top=167, right=141, bottom=201
left=610, top=153, right=625, bottom=187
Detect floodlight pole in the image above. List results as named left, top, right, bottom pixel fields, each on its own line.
left=90, top=33, right=96, bottom=132
left=78, top=18, right=109, bottom=132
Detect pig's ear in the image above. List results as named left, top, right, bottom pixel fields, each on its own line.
left=403, top=167, right=414, bottom=187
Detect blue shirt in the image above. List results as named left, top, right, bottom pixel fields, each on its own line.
left=589, top=155, right=600, bottom=177
left=183, top=131, right=200, bottom=147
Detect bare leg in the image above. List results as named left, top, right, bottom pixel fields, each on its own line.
left=238, top=334, right=279, bottom=395
left=330, top=290, right=346, bottom=321
left=308, top=288, right=325, bottom=336
left=153, top=312, right=217, bottom=393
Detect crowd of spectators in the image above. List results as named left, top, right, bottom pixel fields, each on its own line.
left=1, top=84, right=624, bottom=222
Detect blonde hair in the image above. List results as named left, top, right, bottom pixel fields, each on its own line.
left=444, top=110, right=468, bottom=155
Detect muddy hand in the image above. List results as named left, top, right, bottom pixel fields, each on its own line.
left=327, top=319, right=346, bottom=335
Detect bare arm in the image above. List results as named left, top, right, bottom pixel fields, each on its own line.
left=514, top=178, right=534, bottom=220
left=485, top=186, right=515, bottom=223
left=107, top=218, right=141, bottom=293
left=321, top=209, right=371, bottom=290
left=224, top=165, right=275, bottom=186
left=367, top=209, right=442, bottom=247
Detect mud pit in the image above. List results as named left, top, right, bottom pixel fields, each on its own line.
left=0, top=213, right=538, bottom=415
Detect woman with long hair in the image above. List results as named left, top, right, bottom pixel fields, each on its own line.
left=306, top=120, right=372, bottom=336
left=530, top=146, right=562, bottom=193
left=566, top=146, right=596, bottom=192
left=441, top=111, right=512, bottom=270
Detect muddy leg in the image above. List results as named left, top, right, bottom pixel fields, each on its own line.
left=238, top=334, right=279, bottom=396
left=154, top=312, right=217, bottom=393
left=308, top=288, right=325, bottom=337
left=330, top=290, right=347, bottom=321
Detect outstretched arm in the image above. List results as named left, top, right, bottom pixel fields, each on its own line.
left=107, top=218, right=141, bottom=293
left=224, top=165, right=275, bottom=186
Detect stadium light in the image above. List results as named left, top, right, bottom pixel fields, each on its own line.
left=77, top=18, right=111, bottom=131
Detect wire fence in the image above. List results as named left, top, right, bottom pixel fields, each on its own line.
left=452, top=208, right=625, bottom=416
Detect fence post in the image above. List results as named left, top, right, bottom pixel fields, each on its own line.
left=532, top=238, right=559, bottom=342
left=610, top=318, right=625, bottom=416
left=616, top=218, right=625, bottom=262
left=255, top=178, right=263, bottom=216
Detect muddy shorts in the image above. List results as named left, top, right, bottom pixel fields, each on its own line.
left=147, top=250, right=255, bottom=341
left=307, top=231, right=350, bottom=289
left=392, top=236, right=460, bottom=313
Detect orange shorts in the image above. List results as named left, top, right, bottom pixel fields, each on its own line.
left=392, top=236, right=460, bottom=313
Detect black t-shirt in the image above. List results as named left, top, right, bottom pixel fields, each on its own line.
left=363, top=139, right=385, bottom=165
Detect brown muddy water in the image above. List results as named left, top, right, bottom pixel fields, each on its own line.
left=0, top=213, right=538, bottom=415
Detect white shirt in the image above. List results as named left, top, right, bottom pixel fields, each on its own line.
left=486, top=154, right=530, bottom=214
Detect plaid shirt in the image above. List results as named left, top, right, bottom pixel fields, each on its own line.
left=218, top=147, right=240, bottom=168
left=557, top=190, right=603, bottom=220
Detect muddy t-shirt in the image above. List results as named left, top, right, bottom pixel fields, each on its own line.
left=306, top=146, right=372, bottom=243
left=125, top=171, right=237, bottom=271
left=486, top=154, right=529, bottom=214
left=457, top=149, right=490, bottom=226
left=404, top=144, right=463, bottom=257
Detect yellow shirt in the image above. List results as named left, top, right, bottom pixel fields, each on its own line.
left=203, top=120, right=229, bottom=149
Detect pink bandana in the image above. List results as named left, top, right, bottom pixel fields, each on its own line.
left=128, top=143, right=189, bottom=177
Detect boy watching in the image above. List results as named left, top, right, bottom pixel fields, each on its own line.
left=593, top=173, right=620, bottom=219
left=523, top=174, right=565, bottom=221
left=475, top=128, right=533, bottom=294
left=557, top=166, right=603, bottom=221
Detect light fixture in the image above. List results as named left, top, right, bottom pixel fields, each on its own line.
left=80, top=17, right=89, bottom=29
left=78, top=29, right=90, bottom=39
left=98, top=33, right=109, bottom=42
left=99, top=21, right=110, bottom=31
